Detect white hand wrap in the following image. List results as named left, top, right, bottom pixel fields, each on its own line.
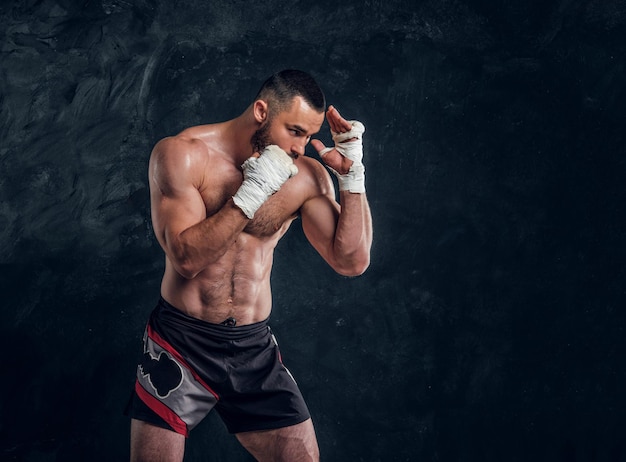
left=320, top=120, right=366, bottom=193
left=233, top=145, right=298, bottom=219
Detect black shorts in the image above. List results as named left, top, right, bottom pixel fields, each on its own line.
left=125, top=297, right=310, bottom=436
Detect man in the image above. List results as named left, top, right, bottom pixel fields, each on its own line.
left=126, top=69, right=372, bottom=461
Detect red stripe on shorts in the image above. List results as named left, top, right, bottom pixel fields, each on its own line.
left=146, top=324, right=220, bottom=400
left=135, top=380, right=189, bottom=437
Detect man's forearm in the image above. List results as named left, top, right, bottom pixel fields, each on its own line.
left=169, top=199, right=249, bottom=279
left=332, top=191, right=372, bottom=276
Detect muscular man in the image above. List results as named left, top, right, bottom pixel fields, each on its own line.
left=126, top=70, right=372, bottom=461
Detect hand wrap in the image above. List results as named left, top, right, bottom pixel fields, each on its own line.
left=320, top=120, right=366, bottom=193
left=233, top=145, right=298, bottom=219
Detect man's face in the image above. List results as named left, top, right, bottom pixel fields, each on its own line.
left=251, top=96, right=325, bottom=158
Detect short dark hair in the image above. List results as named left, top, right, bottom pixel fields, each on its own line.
left=255, top=69, right=326, bottom=114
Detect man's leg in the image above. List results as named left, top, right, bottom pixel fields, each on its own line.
left=235, top=418, right=319, bottom=462
left=130, top=419, right=186, bottom=462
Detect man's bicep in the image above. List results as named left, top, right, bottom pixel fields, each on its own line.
left=148, top=141, right=207, bottom=252
left=151, top=185, right=206, bottom=251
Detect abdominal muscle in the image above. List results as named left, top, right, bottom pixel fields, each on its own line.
left=160, top=219, right=293, bottom=325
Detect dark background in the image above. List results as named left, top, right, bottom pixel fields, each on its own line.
left=1, top=0, right=625, bottom=460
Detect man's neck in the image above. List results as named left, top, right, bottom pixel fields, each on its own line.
left=224, top=106, right=259, bottom=166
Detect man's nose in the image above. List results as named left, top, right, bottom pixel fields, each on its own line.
left=291, top=142, right=305, bottom=157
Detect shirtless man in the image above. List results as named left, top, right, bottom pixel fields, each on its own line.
left=126, top=70, right=372, bottom=461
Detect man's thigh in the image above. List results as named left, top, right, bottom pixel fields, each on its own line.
left=130, top=419, right=186, bottom=462
left=235, top=418, right=319, bottom=462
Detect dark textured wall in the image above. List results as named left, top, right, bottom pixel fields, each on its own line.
left=1, top=0, right=625, bottom=461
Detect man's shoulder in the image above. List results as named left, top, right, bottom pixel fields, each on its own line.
left=153, top=131, right=208, bottom=159
left=293, top=155, right=334, bottom=196
left=148, top=131, right=214, bottom=189
left=298, top=155, right=331, bottom=179
left=153, top=123, right=232, bottom=163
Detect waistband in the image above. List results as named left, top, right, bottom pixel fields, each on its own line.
left=154, top=296, right=269, bottom=341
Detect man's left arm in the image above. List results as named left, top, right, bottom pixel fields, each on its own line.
left=301, top=106, right=373, bottom=276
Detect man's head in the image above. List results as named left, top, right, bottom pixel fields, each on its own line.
left=255, top=69, right=326, bottom=116
left=251, top=70, right=326, bottom=156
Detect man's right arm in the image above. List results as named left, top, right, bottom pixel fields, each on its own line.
left=149, top=136, right=249, bottom=279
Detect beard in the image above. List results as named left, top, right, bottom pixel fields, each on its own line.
left=250, top=118, right=273, bottom=153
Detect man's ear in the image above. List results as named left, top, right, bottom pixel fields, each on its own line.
left=253, top=100, right=269, bottom=123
